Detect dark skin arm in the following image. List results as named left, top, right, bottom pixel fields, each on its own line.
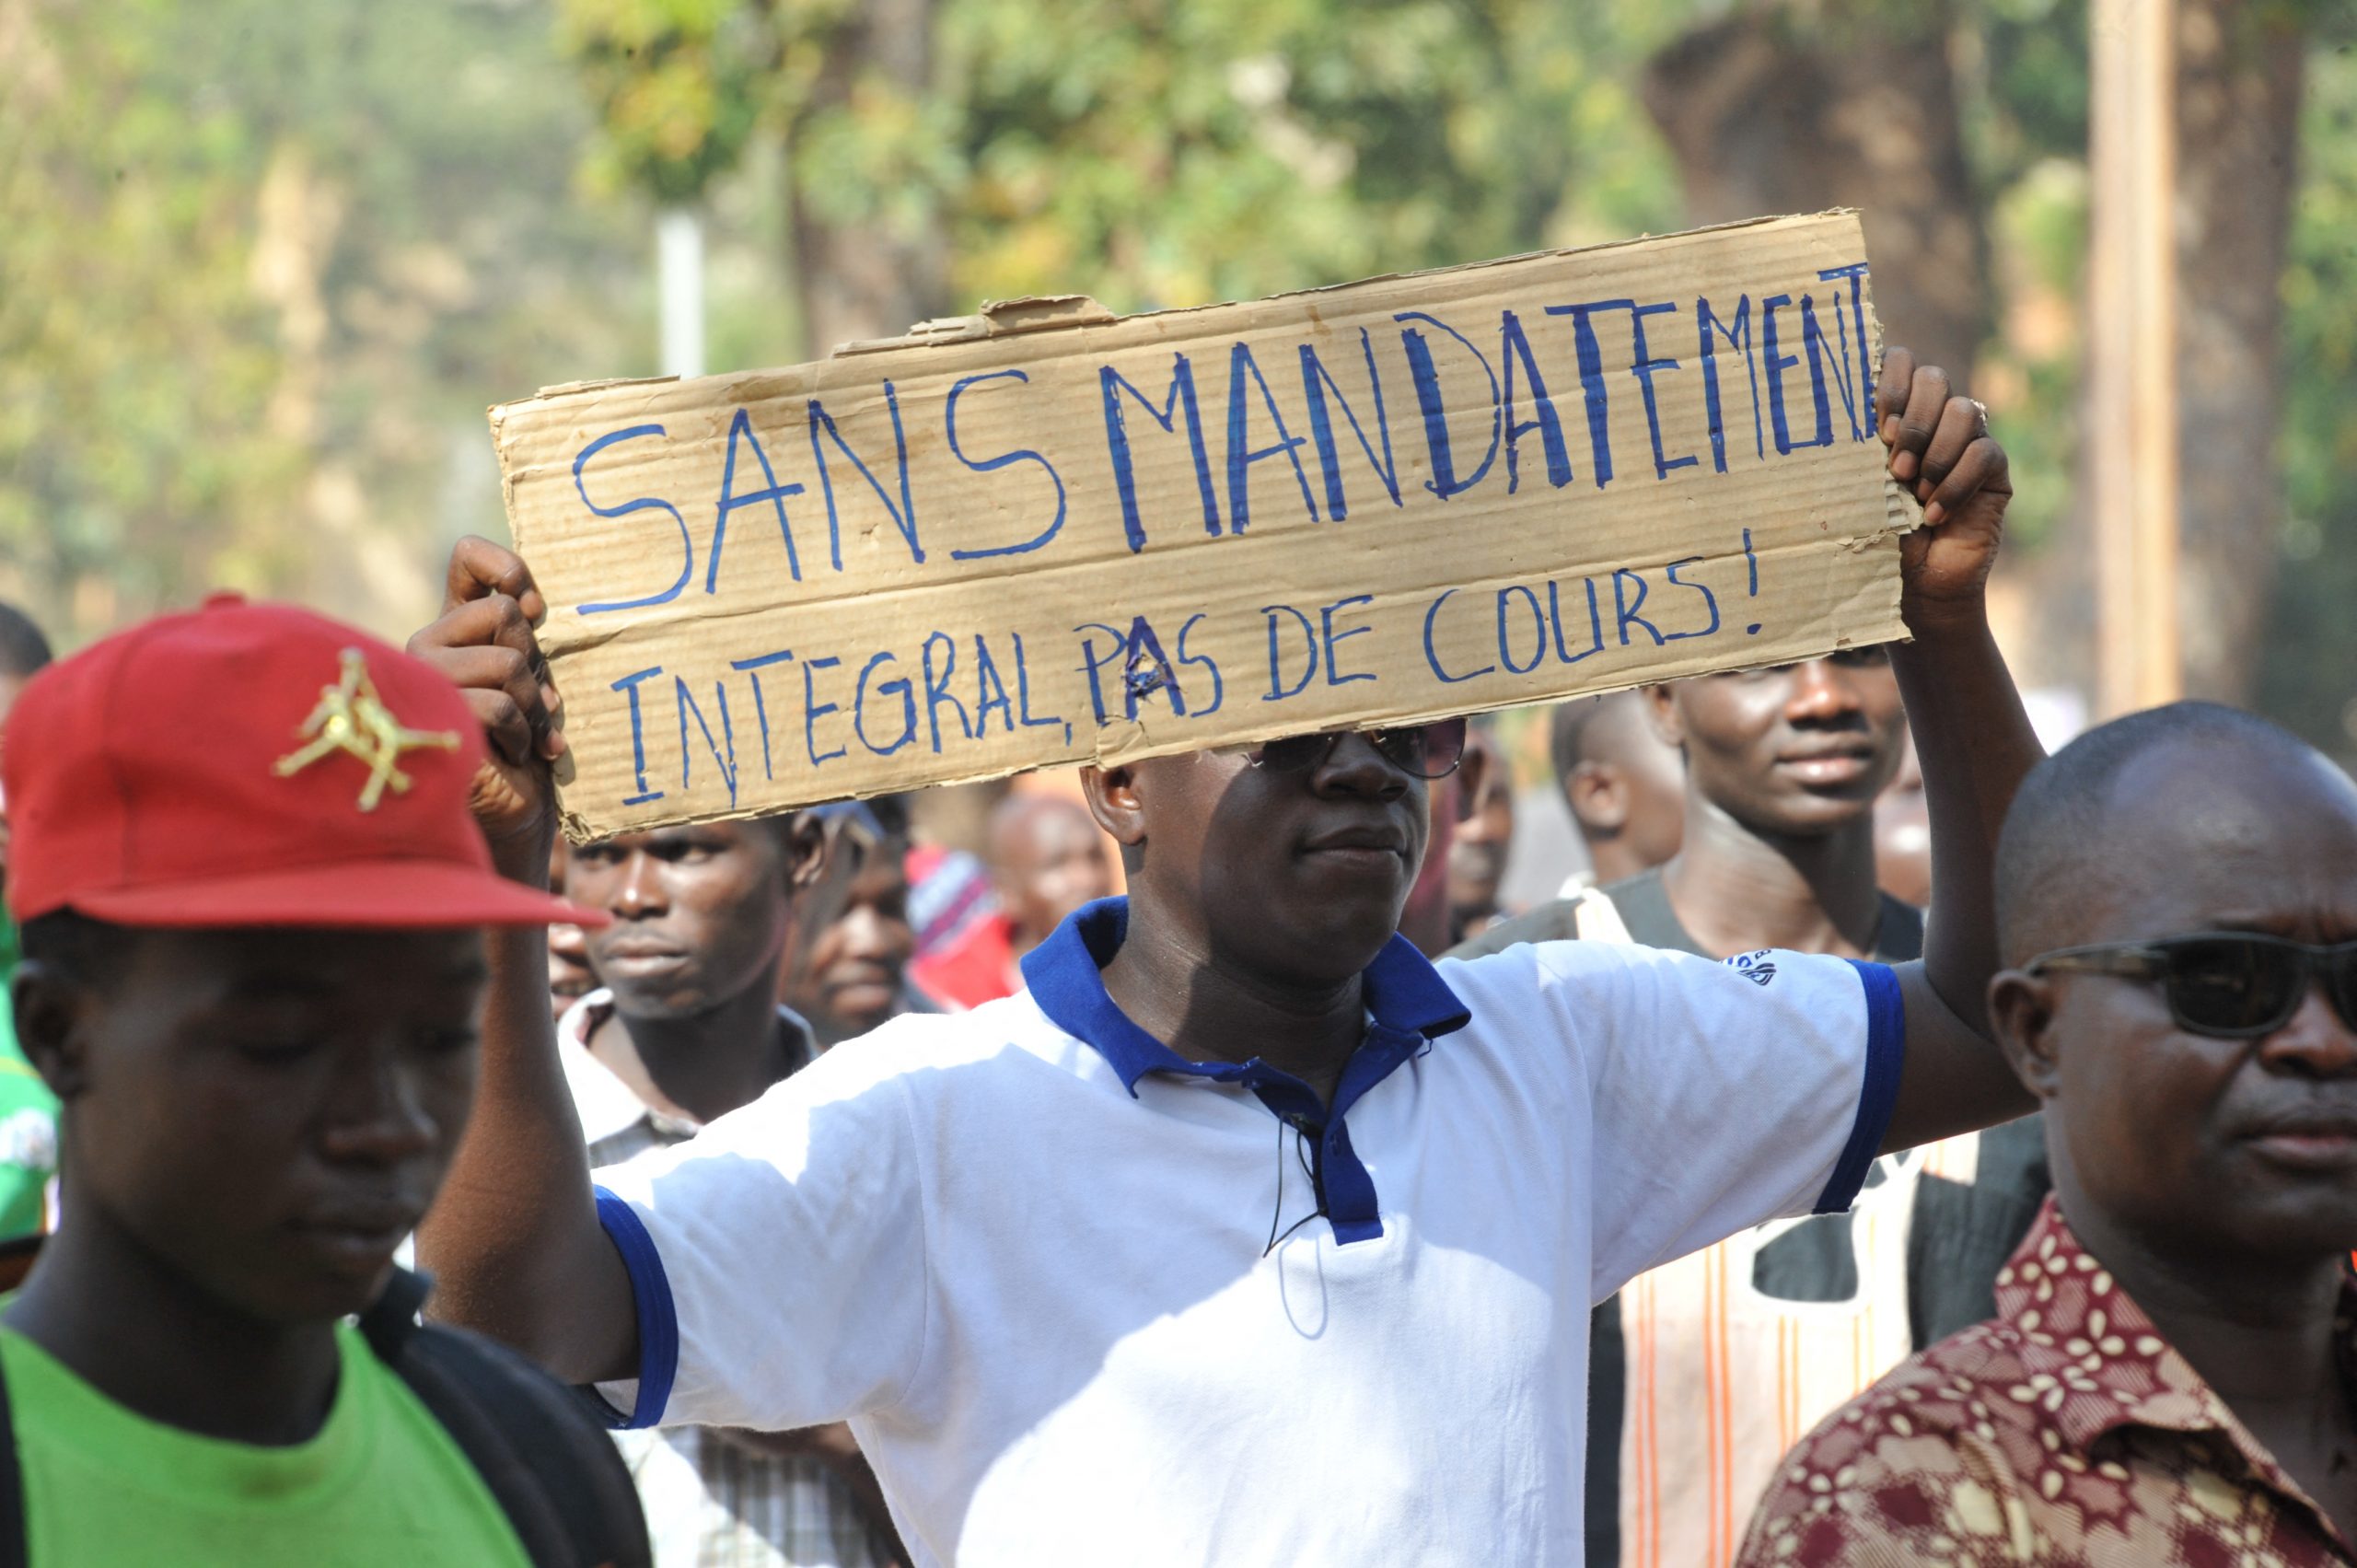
left=408, top=542, right=640, bottom=1385
left=412, top=552, right=913, bottom=1561
left=1872, top=347, right=2046, bottom=1151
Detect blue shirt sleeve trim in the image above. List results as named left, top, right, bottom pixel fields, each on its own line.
left=593, top=1185, right=679, bottom=1429
left=1813, top=960, right=1905, bottom=1214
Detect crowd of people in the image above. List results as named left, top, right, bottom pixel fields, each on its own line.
left=0, top=341, right=2346, bottom=1568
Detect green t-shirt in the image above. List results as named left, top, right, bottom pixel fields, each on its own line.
left=0, top=918, right=58, bottom=1240
left=1, top=1321, right=533, bottom=1567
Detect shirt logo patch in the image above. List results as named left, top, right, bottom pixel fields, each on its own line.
left=1726, top=950, right=1778, bottom=987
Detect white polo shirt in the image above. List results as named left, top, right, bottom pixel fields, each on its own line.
left=590, top=899, right=1902, bottom=1566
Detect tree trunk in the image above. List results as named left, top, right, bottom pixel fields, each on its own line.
left=1642, top=2, right=1986, bottom=380
left=2021, top=0, right=2304, bottom=706
left=2171, top=0, right=2304, bottom=701
left=786, top=0, right=948, bottom=357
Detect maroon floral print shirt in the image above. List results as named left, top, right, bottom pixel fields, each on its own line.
left=1738, top=1195, right=2356, bottom=1566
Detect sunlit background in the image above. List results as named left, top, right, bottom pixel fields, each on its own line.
left=5, top=0, right=2354, bottom=757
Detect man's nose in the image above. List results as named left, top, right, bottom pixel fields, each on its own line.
left=612, top=850, right=666, bottom=918
left=1784, top=658, right=1864, bottom=724
left=839, top=904, right=893, bottom=960
left=318, top=1044, right=439, bottom=1165
left=2258, top=983, right=2357, bottom=1078
left=1313, top=732, right=1410, bottom=797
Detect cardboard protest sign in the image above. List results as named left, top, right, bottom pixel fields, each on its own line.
left=492, top=209, right=1910, bottom=840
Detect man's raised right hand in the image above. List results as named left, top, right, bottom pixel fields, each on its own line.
left=407, top=536, right=567, bottom=876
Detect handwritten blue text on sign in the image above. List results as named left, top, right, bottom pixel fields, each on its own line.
left=492, top=212, right=1908, bottom=837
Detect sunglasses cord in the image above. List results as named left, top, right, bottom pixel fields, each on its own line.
left=1263, top=1114, right=1328, bottom=1258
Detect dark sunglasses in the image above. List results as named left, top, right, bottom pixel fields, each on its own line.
left=2025, top=932, right=2357, bottom=1040
left=1234, top=717, right=1470, bottom=781
left=1718, top=645, right=1893, bottom=682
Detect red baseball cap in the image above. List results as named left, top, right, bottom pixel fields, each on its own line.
left=3, top=595, right=603, bottom=931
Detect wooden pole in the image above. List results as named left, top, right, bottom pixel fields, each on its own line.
left=2089, top=0, right=2182, bottom=714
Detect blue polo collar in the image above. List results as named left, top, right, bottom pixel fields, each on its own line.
left=1020, top=898, right=1471, bottom=1095
left=1021, top=898, right=1470, bottom=1248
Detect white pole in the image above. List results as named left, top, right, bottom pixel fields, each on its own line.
left=656, top=207, right=705, bottom=379
left=2089, top=0, right=2180, bottom=714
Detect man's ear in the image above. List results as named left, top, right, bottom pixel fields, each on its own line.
left=781, top=812, right=831, bottom=891
left=1642, top=683, right=1684, bottom=749
left=784, top=817, right=862, bottom=953
left=1080, top=764, right=1145, bottom=853
left=11, top=960, right=89, bottom=1102
left=1565, top=761, right=1626, bottom=835
left=1988, top=968, right=2063, bottom=1100
left=1451, top=739, right=1491, bottom=826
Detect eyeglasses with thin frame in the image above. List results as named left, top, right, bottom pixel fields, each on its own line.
left=2023, top=931, right=2357, bottom=1040
left=1230, top=717, right=1470, bottom=781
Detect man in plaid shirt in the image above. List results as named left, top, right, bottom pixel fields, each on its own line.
left=559, top=806, right=905, bottom=1568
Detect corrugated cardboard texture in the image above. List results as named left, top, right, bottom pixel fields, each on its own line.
left=493, top=210, right=1911, bottom=839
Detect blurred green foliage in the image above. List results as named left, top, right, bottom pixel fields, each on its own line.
left=554, top=0, right=1693, bottom=315
left=1, top=0, right=649, bottom=635
left=1, top=0, right=298, bottom=619
left=6, top=0, right=2357, bottom=751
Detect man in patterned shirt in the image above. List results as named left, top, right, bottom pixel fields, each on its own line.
left=1740, top=703, right=2357, bottom=1564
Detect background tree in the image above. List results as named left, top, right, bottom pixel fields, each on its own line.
left=1638, top=0, right=2331, bottom=709
left=2170, top=0, right=2309, bottom=701
left=1641, top=0, right=1986, bottom=380
left=9, top=0, right=2357, bottom=760
left=0, top=0, right=645, bottom=640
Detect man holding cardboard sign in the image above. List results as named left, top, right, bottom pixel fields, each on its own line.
left=416, top=241, right=2038, bottom=1563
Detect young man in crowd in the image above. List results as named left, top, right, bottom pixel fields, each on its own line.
left=1547, top=690, right=1687, bottom=903
left=414, top=349, right=2042, bottom=1564
left=1455, top=639, right=2049, bottom=1566
left=0, top=604, right=59, bottom=1242
left=1742, top=703, right=2357, bottom=1564
left=909, top=794, right=1114, bottom=1011
left=778, top=797, right=933, bottom=1047
left=558, top=812, right=904, bottom=1567
left=2, top=597, right=644, bottom=1566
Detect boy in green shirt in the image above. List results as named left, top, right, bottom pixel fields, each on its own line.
left=0, top=596, right=644, bottom=1566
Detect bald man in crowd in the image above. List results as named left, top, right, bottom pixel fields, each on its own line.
left=909, top=795, right=1114, bottom=1011
left=1550, top=691, right=1686, bottom=908
left=778, top=797, right=934, bottom=1047
left=1742, top=703, right=2357, bottom=1564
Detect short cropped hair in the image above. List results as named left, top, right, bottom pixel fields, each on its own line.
left=0, top=604, right=51, bottom=681
left=16, top=909, right=136, bottom=986
left=1993, top=702, right=2321, bottom=964
left=865, top=793, right=911, bottom=841
left=1548, top=692, right=1641, bottom=783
